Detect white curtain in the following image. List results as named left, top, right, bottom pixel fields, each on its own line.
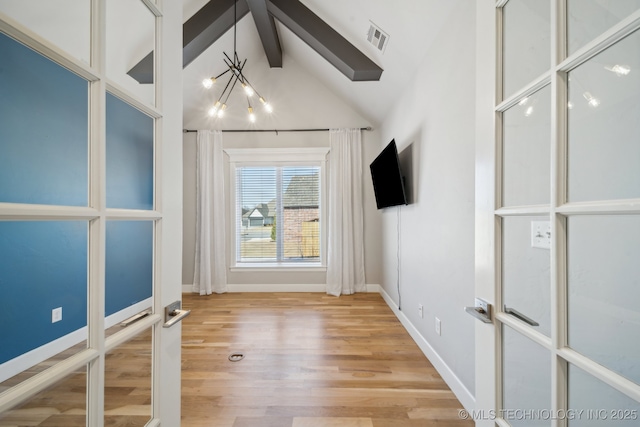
left=326, top=128, right=366, bottom=296
left=193, top=130, right=227, bottom=295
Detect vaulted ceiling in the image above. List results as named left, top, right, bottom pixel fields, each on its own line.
left=180, top=0, right=462, bottom=129
left=129, top=0, right=383, bottom=84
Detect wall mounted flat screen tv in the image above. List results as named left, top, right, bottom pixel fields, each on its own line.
left=370, top=139, right=408, bottom=209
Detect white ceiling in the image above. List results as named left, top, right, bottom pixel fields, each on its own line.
left=182, top=0, right=463, bottom=129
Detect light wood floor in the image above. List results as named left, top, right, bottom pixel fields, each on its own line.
left=181, top=292, right=472, bottom=427
left=0, top=328, right=152, bottom=427
left=0, top=292, right=472, bottom=426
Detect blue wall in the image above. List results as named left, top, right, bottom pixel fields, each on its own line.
left=0, top=222, right=88, bottom=364
left=0, top=33, right=155, bottom=367
left=106, top=93, right=154, bottom=210
left=105, top=221, right=154, bottom=316
left=0, top=33, right=88, bottom=207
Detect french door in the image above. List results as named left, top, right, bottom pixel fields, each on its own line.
left=0, top=0, right=183, bottom=425
left=476, top=1, right=640, bottom=426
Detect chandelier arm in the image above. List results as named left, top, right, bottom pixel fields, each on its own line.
left=223, top=55, right=248, bottom=86
left=223, top=51, right=235, bottom=65
left=216, top=73, right=236, bottom=103
left=238, top=74, right=261, bottom=99
left=223, top=73, right=241, bottom=104
left=237, top=59, right=248, bottom=84
left=223, top=57, right=235, bottom=73
left=214, top=68, right=232, bottom=80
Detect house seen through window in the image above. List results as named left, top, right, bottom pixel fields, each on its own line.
left=235, top=166, right=321, bottom=264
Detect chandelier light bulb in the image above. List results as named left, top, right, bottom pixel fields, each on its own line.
left=248, top=107, right=256, bottom=123
left=259, top=97, right=273, bottom=113
left=242, top=83, right=254, bottom=97
left=208, top=101, right=221, bottom=117
left=218, top=103, right=227, bottom=118
left=202, top=77, right=215, bottom=89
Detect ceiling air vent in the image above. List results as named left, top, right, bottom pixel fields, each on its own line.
left=367, top=21, right=389, bottom=53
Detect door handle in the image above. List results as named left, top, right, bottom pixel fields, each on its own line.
left=120, top=309, right=152, bottom=327
left=163, top=301, right=191, bottom=328
left=465, top=298, right=492, bottom=323
left=504, top=306, right=539, bottom=326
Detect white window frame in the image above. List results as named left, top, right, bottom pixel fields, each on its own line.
left=225, top=147, right=329, bottom=271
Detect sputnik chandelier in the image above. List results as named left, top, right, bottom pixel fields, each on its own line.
left=202, top=1, right=273, bottom=122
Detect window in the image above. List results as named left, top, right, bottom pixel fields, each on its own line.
left=226, top=148, right=328, bottom=267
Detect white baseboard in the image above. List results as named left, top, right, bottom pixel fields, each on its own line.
left=0, top=299, right=153, bottom=384
left=0, top=327, right=87, bottom=384
left=182, top=284, right=380, bottom=293
left=378, top=286, right=475, bottom=412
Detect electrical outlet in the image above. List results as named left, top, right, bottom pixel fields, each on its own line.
left=435, top=317, right=441, bottom=336
left=531, top=221, right=551, bottom=249
left=418, top=304, right=424, bottom=318
left=52, top=307, right=62, bottom=323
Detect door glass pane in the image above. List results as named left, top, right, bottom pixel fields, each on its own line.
left=0, top=0, right=91, bottom=64
left=106, top=0, right=155, bottom=105
left=105, top=221, right=153, bottom=322
left=502, top=86, right=551, bottom=207
left=567, top=215, right=640, bottom=385
left=503, top=0, right=550, bottom=98
left=567, top=29, right=640, bottom=203
left=502, top=325, right=551, bottom=426
left=502, top=216, right=551, bottom=337
left=0, top=221, right=88, bottom=384
left=567, top=0, right=640, bottom=56
left=0, top=32, right=88, bottom=207
left=0, top=365, right=87, bottom=426
left=568, top=364, right=640, bottom=426
left=105, top=328, right=152, bottom=426
left=106, top=93, right=154, bottom=210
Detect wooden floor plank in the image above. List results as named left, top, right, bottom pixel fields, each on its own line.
left=181, top=292, right=472, bottom=426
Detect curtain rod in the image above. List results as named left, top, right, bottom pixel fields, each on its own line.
left=182, top=127, right=372, bottom=134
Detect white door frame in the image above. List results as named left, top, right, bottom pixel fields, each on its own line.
left=474, top=1, right=499, bottom=424
left=153, top=0, right=183, bottom=424
left=154, top=0, right=183, bottom=424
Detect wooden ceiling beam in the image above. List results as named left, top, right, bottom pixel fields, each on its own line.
left=128, top=0, right=250, bottom=84
left=246, top=0, right=282, bottom=68
left=128, top=0, right=382, bottom=84
left=266, top=0, right=383, bottom=81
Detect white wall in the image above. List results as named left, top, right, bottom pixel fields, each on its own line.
left=182, top=55, right=379, bottom=288
left=374, top=0, right=477, bottom=401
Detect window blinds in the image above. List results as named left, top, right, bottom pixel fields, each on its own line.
left=236, top=166, right=320, bottom=263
